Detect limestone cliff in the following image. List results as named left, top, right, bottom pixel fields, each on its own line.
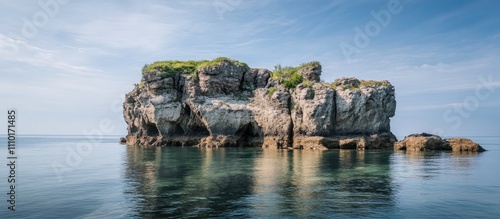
left=123, top=58, right=397, bottom=149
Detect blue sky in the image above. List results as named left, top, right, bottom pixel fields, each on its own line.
left=1, top=0, right=499, bottom=137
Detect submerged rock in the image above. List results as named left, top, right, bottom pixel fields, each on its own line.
left=123, top=58, right=397, bottom=149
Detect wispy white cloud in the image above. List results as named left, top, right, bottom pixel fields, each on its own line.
left=0, top=34, right=101, bottom=76
left=67, top=13, right=177, bottom=51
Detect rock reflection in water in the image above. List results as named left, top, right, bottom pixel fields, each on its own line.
left=450, top=151, right=483, bottom=170
left=393, top=150, right=482, bottom=181
left=124, top=146, right=397, bottom=218
left=320, top=150, right=396, bottom=218
left=124, top=146, right=257, bottom=218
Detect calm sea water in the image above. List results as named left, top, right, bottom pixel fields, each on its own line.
left=0, top=135, right=499, bottom=218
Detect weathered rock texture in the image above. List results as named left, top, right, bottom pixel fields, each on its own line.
left=123, top=59, right=398, bottom=149
left=395, top=133, right=485, bottom=152
left=334, top=78, right=396, bottom=135
left=445, top=138, right=486, bottom=152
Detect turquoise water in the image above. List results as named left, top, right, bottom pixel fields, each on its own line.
left=0, top=136, right=499, bottom=218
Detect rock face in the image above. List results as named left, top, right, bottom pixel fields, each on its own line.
left=334, top=78, right=396, bottom=135
left=297, top=64, right=321, bottom=82
left=395, top=133, right=485, bottom=152
left=123, top=58, right=398, bottom=149
left=251, top=88, right=293, bottom=148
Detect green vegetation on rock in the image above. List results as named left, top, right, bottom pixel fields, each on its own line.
left=134, top=81, right=145, bottom=89
left=197, top=57, right=248, bottom=69
left=270, top=61, right=320, bottom=90
left=142, top=60, right=206, bottom=77
left=359, top=80, right=390, bottom=87
left=141, top=57, right=247, bottom=78
left=324, top=79, right=391, bottom=90
left=300, top=61, right=321, bottom=69
left=271, top=65, right=303, bottom=90
left=324, top=83, right=358, bottom=90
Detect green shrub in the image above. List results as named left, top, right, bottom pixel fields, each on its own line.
left=299, top=61, right=321, bottom=68
left=142, top=60, right=207, bottom=77
left=271, top=65, right=303, bottom=90
left=142, top=64, right=149, bottom=73
left=270, top=61, right=320, bottom=90
left=134, top=81, right=145, bottom=89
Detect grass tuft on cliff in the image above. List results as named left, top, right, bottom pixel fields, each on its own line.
left=141, top=57, right=248, bottom=78
left=197, top=57, right=248, bottom=69
left=299, top=61, right=321, bottom=69
left=142, top=60, right=207, bottom=77
left=359, top=80, right=391, bottom=87
left=270, top=61, right=320, bottom=90
left=271, top=65, right=303, bottom=90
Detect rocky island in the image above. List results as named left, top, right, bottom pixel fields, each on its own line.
left=123, top=57, right=398, bottom=149
left=122, top=57, right=485, bottom=151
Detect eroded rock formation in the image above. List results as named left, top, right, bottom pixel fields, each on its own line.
left=394, top=133, right=486, bottom=152
left=123, top=58, right=398, bottom=149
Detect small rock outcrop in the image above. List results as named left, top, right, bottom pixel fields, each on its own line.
left=395, top=133, right=485, bottom=152
left=123, top=58, right=397, bottom=149
left=394, top=133, right=451, bottom=151
left=297, top=64, right=321, bottom=82
left=119, top=137, right=127, bottom=144
left=446, top=138, right=486, bottom=152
